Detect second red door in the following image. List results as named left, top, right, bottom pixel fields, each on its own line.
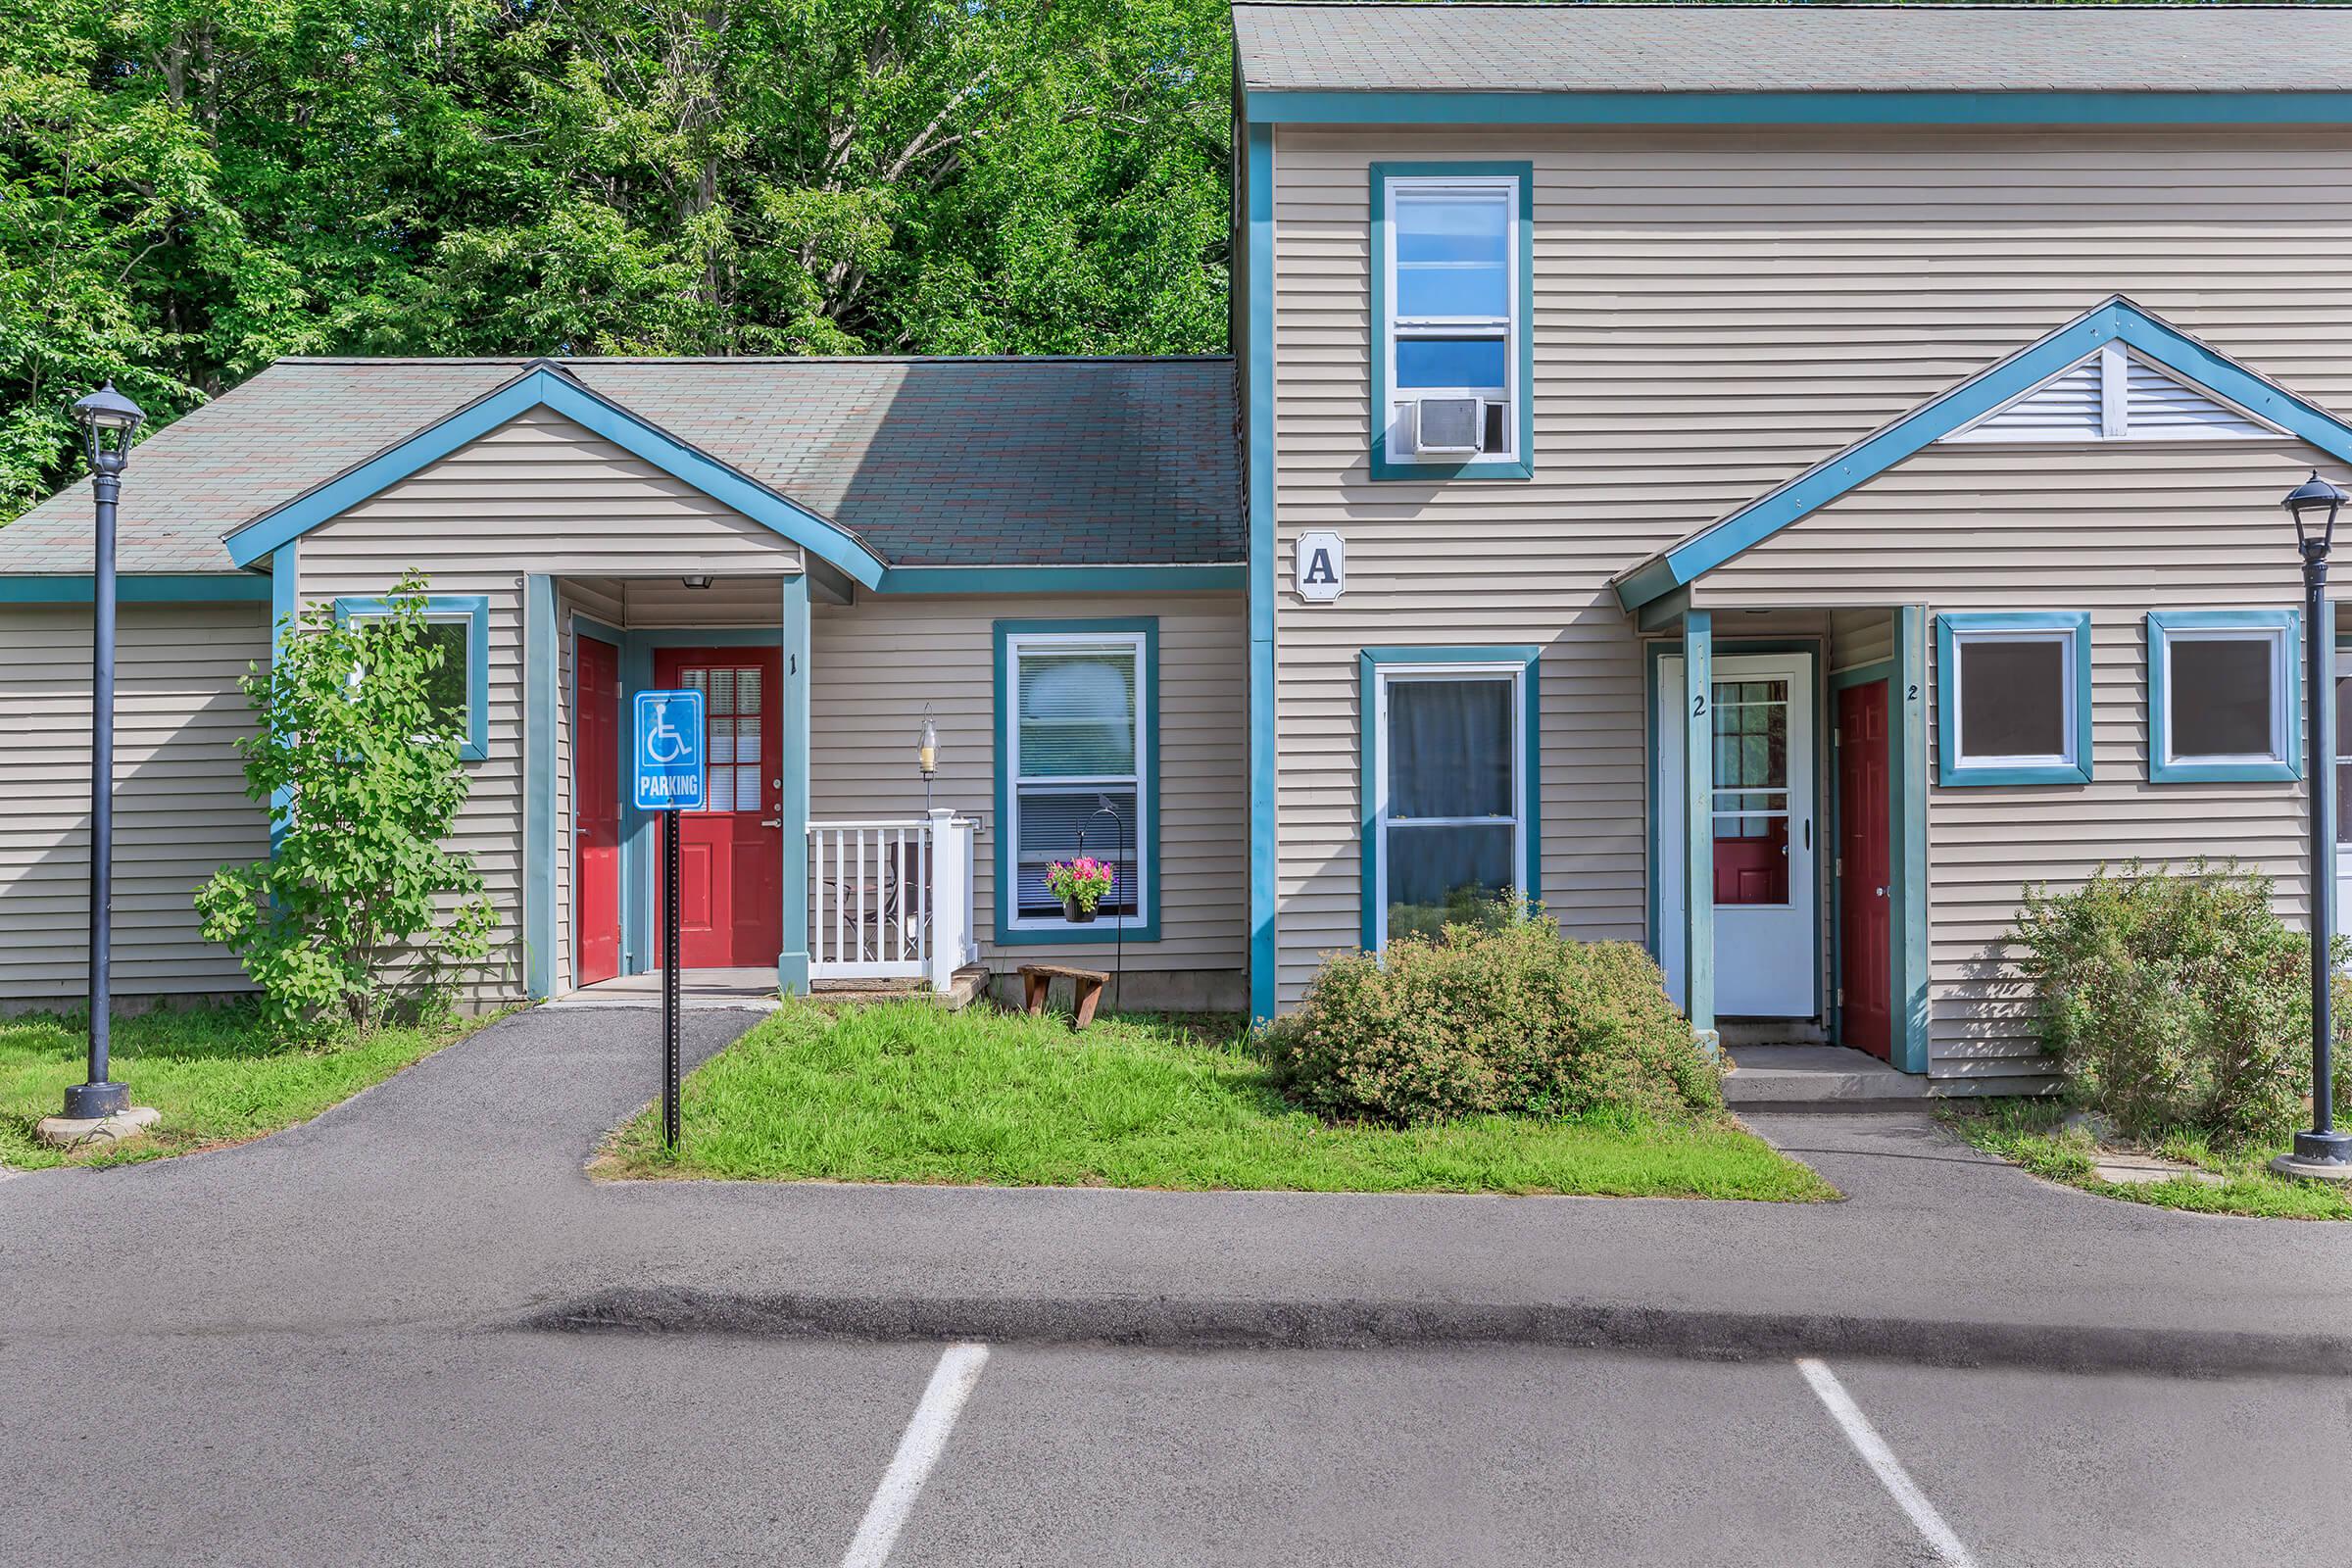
left=1837, top=680, right=1892, bottom=1060
left=654, top=647, right=784, bottom=969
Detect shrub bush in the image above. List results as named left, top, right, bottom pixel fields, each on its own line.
left=2011, top=861, right=2351, bottom=1145
left=1262, top=902, right=1722, bottom=1125
left=196, top=573, right=497, bottom=1038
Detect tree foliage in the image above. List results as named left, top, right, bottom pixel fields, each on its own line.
left=1, top=0, right=1232, bottom=516
left=195, top=575, right=497, bottom=1036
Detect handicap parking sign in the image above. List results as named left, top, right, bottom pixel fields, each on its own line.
left=633, top=689, right=707, bottom=811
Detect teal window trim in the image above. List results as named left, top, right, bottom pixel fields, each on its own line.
left=1934, top=612, right=2093, bottom=787
left=1368, top=162, right=1535, bottom=482
left=2145, top=609, right=2302, bottom=783
left=333, top=593, right=492, bottom=762
left=223, top=365, right=888, bottom=587
left=1358, top=645, right=1543, bottom=951
left=1245, top=89, right=2352, bottom=130
left=992, top=617, right=1161, bottom=946
left=1613, top=297, right=2352, bottom=612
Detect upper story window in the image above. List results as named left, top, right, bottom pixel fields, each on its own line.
left=1370, top=163, right=1533, bottom=482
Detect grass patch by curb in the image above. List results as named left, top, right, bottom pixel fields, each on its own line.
left=0, top=1003, right=491, bottom=1170
left=1942, top=1101, right=2352, bottom=1220
left=595, top=1002, right=1837, bottom=1200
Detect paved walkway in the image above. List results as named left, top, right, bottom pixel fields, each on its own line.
left=5, top=1007, right=2348, bottom=1372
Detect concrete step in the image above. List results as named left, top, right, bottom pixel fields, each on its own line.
left=1721, top=1045, right=1934, bottom=1107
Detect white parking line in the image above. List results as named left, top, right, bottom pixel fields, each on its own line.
left=839, top=1343, right=991, bottom=1568
left=1797, top=1357, right=1980, bottom=1568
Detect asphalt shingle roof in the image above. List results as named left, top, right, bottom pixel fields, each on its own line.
left=1235, top=3, right=2352, bottom=97
left=2, top=357, right=1243, bottom=573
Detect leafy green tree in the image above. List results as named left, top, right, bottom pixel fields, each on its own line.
left=2, top=0, right=1233, bottom=517
left=196, top=575, right=497, bottom=1037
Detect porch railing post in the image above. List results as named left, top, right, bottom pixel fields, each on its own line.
left=927, top=808, right=969, bottom=993
left=1682, top=609, right=1717, bottom=1052
left=777, top=572, right=811, bottom=996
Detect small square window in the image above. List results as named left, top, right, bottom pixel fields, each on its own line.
left=1936, top=613, right=2092, bottom=786
left=2148, top=612, right=2298, bottom=782
left=335, top=594, right=489, bottom=761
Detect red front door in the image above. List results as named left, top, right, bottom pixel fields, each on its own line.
left=575, top=634, right=623, bottom=986
left=1837, top=680, right=1893, bottom=1060
left=654, top=648, right=784, bottom=969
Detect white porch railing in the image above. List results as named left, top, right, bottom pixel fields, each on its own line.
left=808, top=810, right=978, bottom=992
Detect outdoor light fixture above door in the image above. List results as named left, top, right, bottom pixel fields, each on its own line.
left=681, top=574, right=713, bottom=590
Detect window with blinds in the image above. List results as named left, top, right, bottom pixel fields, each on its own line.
left=680, top=663, right=765, bottom=813
left=1005, top=632, right=1148, bottom=925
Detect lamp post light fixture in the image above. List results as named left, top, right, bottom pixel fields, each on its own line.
left=2277, top=470, right=2352, bottom=1180
left=64, top=382, right=146, bottom=1125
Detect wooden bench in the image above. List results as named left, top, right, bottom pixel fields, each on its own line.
left=1018, top=963, right=1109, bottom=1027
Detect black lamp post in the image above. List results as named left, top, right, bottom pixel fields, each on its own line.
left=66, top=381, right=145, bottom=1122
left=2278, top=470, right=2352, bottom=1179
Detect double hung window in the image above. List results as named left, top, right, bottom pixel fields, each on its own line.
left=1374, top=165, right=1530, bottom=477
left=1000, top=624, right=1154, bottom=936
left=1364, top=652, right=1538, bottom=948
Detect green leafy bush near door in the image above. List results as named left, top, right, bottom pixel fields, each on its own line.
left=1263, top=902, right=1722, bottom=1126
left=196, top=573, right=496, bottom=1038
left=2010, top=862, right=2352, bottom=1145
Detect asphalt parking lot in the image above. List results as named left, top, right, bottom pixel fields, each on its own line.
left=8, top=1328, right=2344, bottom=1567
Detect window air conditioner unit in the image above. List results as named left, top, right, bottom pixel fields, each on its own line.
left=1413, top=396, right=1484, bottom=456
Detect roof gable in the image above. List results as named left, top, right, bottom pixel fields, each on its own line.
left=1941, top=343, right=2281, bottom=445
left=0, top=356, right=1243, bottom=577
left=224, top=364, right=890, bottom=586
left=1613, top=297, right=2352, bottom=612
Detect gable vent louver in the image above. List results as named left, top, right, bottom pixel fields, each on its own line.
left=1943, top=344, right=2280, bottom=445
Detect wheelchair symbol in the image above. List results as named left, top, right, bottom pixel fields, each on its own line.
left=643, top=702, right=689, bottom=764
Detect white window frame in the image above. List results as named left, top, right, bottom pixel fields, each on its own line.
left=2149, top=614, right=2296, bottom=781
left=1370, top=661, right=1528, bottom=951
left=1949, top=629, right=2080, bottom=771
left=1383, top=173, right=1522, bottom=466
left=1004, top=629, right=1152, bottom=934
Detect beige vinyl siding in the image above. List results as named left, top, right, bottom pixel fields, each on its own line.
left=1831, top=610, right=1896, bottom=673
left=1267, top=121, right=2352, bottom=1013
left=1691, top=441, right=2329, bottom=1083
left=301, top=405, right=804, bottom=1001
left=809, top=593, right=1247, bottom=984
left=0, top=602, right=269, bottom=1002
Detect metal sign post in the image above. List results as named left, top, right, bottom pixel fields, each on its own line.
left=633, top=689, right=706, bottom=1154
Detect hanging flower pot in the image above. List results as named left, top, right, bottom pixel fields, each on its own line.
left=1048, top=858, right=1116, bottom=925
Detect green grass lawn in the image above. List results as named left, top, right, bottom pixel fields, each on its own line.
left=1944, top=1101, right=2352, bottom=1221
left=598, top=1002, right=1837, bottom=1200
left=0, top=1004, right=483, bottom=1170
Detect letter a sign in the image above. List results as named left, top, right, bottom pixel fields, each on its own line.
left=1294, top=530, right=1345, bottom=603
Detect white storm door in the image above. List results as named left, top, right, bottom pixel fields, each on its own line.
left=1657, top=651, right=1817, bottom=1017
